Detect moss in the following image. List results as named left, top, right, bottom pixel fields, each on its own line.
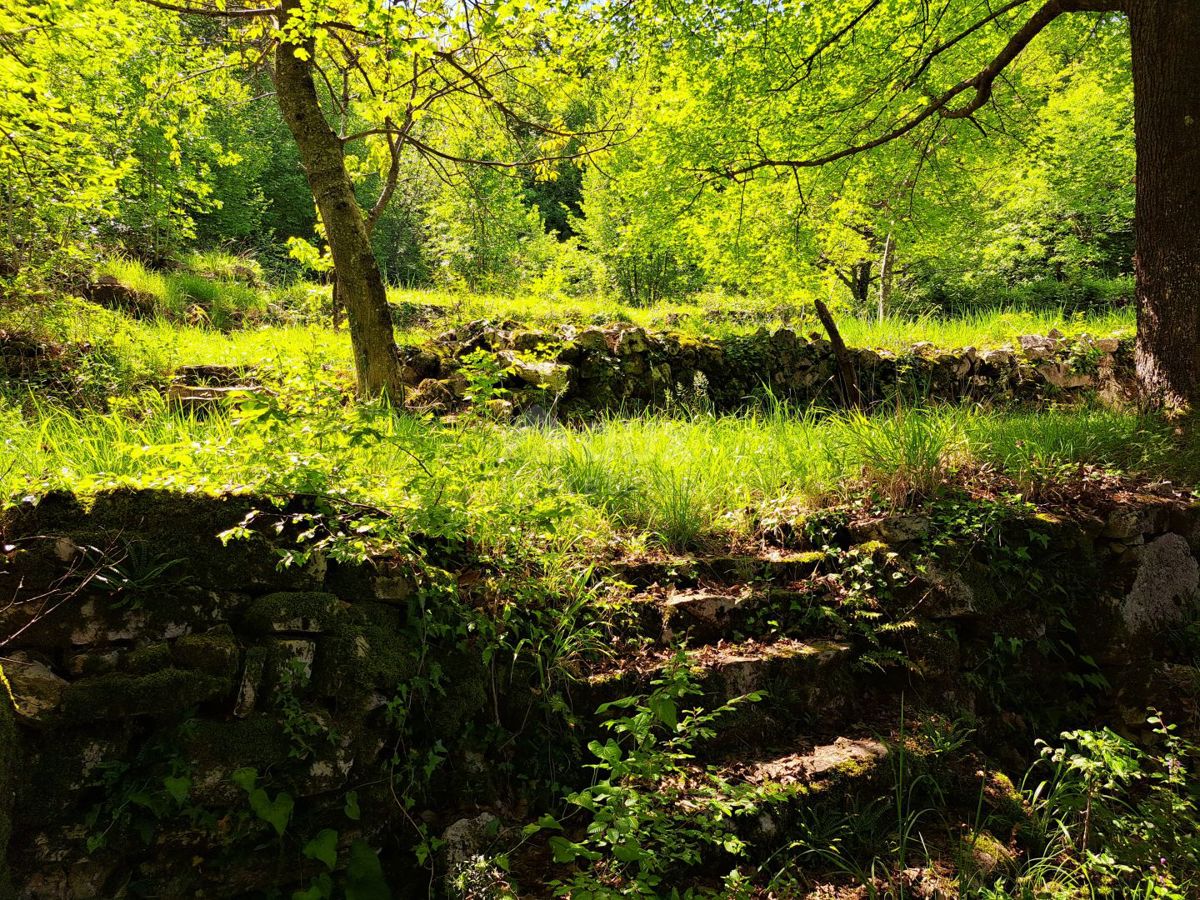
left=183, top=715, right=292, bottom=773
left=310, top=624, right=418, bottom=705
left=124, top=642, right=173, bottom=675
left=425, top=649, right=487, bottom=736
left=172, top=630, right=240, bottom=679
left=242, top=592, right=344, bottom=635
left=0, top=665, right=16, bottom=900
left=61, top=668, right=232, bottom=722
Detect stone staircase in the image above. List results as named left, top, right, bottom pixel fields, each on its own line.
left=165, top=363, right=260, bottom=413
left=569, top=549, right=884, bottom=767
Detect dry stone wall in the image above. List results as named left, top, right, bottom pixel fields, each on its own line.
left=397, top=321, right=1132, bottom=417
left=0, top=488, right=1197, bottom=897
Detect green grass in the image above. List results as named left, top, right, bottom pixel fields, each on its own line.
left=96, top=257, right=268, bottom=329
left=381, top=284, right=1135, bottom=349
left=1, top=385, right=1193, bottom=553
left=89, top=257, right=1138, bottom=351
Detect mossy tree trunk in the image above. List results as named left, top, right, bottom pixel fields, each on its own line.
left=272, top=0, right=402, bottom=400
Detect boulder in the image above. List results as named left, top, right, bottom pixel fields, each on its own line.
left=507, top=356, right=571, bottom=394
left=1118, top=533, right=1199, bottom=638
left=1036, top=363, right=1093, bottom=390
left=3, top=653, right=68, bottom=724
left=1018, top=334, right=1058, bottom=360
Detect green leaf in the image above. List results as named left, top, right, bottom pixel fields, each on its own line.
left=548, top=835, right=582, bottom=864
left=345, top=840, right=391, bottom=900
left=343, top=790, right=361, bottom=821
left=648, top=694, right=677, bottom=729
left=303, top=828, right=339, bottom=871
left=163, top=775, right=191, bottom=804
left=612, top=841, right=644, bottom=863
left=292, top=873, right=333, bottom=900
left=249, top=787, right=293, bottom=837
left=231, top=767, right=257, bottom=792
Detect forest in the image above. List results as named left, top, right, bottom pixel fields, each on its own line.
left=0, top=0, right=1198, bottom=897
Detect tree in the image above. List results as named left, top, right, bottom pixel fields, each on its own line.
left=134, top=0, right=606, bottom=398
left=647, top=0, right=1198, bottom=409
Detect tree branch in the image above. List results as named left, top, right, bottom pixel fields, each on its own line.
left=716, top=0, right=1127, bottom=179
left=133, top=0, right=279, bottom=18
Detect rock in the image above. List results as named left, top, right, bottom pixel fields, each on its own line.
left=372, top=573, right=415, bottom=602
left=483, top=398, right=513, bottom=422
left=398, top=348, right=442, bottom=385
left=1095, top=337, right=1121, bottom=353
left=1019, top=334, right=1058, bottom=360
left=84, top=275, right=156, bottom=318
left=1036, top=363, right=1093, bottom=390
left=573, top=327, right=612, bottom=353
left=166, top=383, right=252, bottom=414
left=747, top=736, right=888, bottom=786
left=173, top=631, right=240, bottom=679
left=1104, top=502, right=1174, bottom=540
left=958, top=831, right=1017, bottom=878
left=441, top=812, right=499, bottom=873
left=1118, top=533, right=1199, bottom=637
left=615, top=327, right=650, bottom=356
left=917, top=567, right=979, bottom=619
left=243, top=592, right=344, bottom=635
left=405, top=378, right=456, bottom=413
left=507, top=356, right=571, bottom=394
left=174, top=364, right=256, bottom=387
left=277, top=639, right=318, bottom=679
left=510, top=330, right=553, bottom=353
left=234, top=648, right=267, bottom=717
left=3, top=652, right=68, bottom=724
left=879, top=514, right=930, bottom=543
left=61, top=668, right=233, bottom=721
left=661, top=590, right=747, bottom=643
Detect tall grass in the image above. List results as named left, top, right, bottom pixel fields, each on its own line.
left=2, top=396, right=1194, bottom=553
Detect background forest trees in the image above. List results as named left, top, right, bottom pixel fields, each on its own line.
left=0, top=0, right=1134, bottom=313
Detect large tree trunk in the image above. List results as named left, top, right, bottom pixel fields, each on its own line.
left=1129, top=0, right=1200, bottom=411
left=273, top=0, right=402, bottom=400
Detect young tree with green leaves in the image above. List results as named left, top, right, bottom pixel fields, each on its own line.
left=132, top=0, right=606, bottom=399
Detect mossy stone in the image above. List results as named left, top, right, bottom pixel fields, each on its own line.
left=242, top=592, right=344, bottom=635
left=311, top=624, right=418, bottom=704
left=124, top=642, right=173, bottom=675
left=172, top=630, right=240, bottom=679
left=0, top=668, right=16, bottom=899
left=61, top=668, right=232, bottom=722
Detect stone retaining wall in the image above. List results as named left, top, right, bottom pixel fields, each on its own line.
left=397, top=322, right=1132, bottom=416
left=0, top=488, right=1196, bottom=897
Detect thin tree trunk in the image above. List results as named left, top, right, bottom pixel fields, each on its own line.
left=1129, top=0, right=1200, bottom=411
left=273, top=0, right=401, bottom=400
left=877, top=232, right=894, bottom=323
left=850, top=260, right=872, bottom=308
left=815, top=297, right=862, bottom=408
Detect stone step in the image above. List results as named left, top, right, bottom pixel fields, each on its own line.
left=173, top=363, right=258, bottom=387
left=659, top=585, right=823, bottom=646
left=579, top=637, right=853, bottom=735
left=602, top=551, right=825, bottom=590
left=165, top=383, right=262, bottom=414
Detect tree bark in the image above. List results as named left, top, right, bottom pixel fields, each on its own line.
left=1129, top=0, right=1200, bottom=411
left=877, top=233, right=894, bottom=323
left=814, top=297, right=862, bottom=408
left=273, top=0, right=402, bottom=400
